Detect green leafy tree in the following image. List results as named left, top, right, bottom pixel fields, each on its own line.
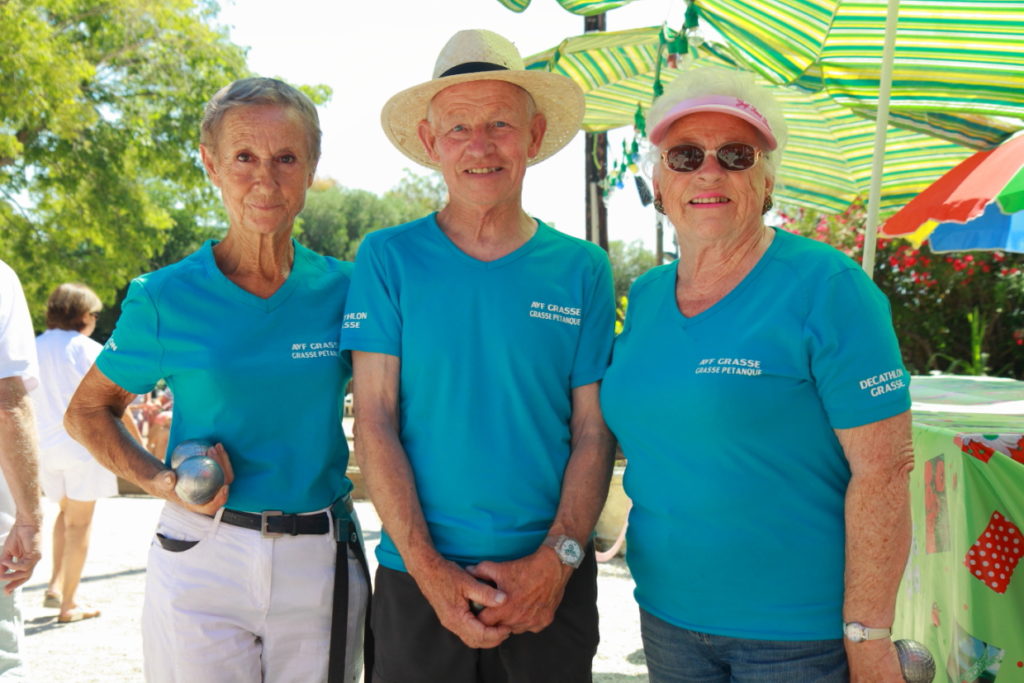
left=779, top=200, right=1024, bottom=378
left=297, top=171, right=447, bottom=261
left=608, top=239, right=657, bottom=302
left=1, top=0, right=254, bottom=323
left=383, top=169, right=448, bottom=220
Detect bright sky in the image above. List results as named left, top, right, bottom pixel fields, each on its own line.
left=215, top=0, right=687, bottom=252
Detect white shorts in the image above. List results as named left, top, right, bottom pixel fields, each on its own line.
left=142, top=502, right=368, bottom=683
left=38, top=442, right=117, bottom=503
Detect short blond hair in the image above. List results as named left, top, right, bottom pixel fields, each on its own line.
left=45, top=283, right=101, bottom=331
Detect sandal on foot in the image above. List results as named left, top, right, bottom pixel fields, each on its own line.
left=43, top=592, right=61, bottom=609
left=58, top=606, right=101, bottom=623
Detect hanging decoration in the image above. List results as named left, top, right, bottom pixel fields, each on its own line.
left=601, top=10, right=701, bottom=202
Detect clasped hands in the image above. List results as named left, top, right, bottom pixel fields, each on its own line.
left=415, top=548, right=572, bottom=649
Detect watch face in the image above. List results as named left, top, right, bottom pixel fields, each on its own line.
left=847, top=624, right=866, bottom=642
left=560, top=538, right=583, bottom=565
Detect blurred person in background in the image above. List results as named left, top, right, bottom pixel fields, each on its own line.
left=33, top=283, right=141, bottom=623
left=0, top=260, right=44, bottom=676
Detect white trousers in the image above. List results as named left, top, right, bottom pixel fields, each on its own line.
left=142, top=502, right=368, bottom=683
left=0, top=589, right=25, bottom=680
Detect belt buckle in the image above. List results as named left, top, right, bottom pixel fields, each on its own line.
left=260, top=510, right=284, bottom=538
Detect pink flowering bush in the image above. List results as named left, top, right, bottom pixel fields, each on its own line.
left=778, top=199, right=1024, bottom=377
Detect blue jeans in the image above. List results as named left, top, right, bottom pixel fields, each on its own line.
left=640, top=608, right=849, bottom=683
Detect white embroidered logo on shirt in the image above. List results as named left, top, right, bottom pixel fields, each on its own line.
left=290, top=341, right=339, bottom=359
left=528, top=301, right=581, bottom=326
left=694, top=357, right=763, bottom=376
left=343, top=311, right=367, bottom=329
left=857, top=369, right=905, bottom=397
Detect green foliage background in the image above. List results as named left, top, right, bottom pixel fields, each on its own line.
left=779, top=201, right=1024, bottom=378
left=1, top=0, right=251, bottom=319
left=0, top=0, right=447, bottom=341
left=296, top=171, right=447, bottom=262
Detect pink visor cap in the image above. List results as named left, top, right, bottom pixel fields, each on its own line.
left=648, top=95, right=778, bottom=150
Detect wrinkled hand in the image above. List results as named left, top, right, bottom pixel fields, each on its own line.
left=0, top=521, right=42, bottom=593
left=412, top=558, right=511, bottom=649
left=468, top=548, right=571, bottom=634
left=847, top=639, right=904, bottom=682
left=153, top=442, right=235, bottom=515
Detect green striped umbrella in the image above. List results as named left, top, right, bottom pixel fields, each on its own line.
left=494, top=0, right=638, bottom=15
left=525, top=28, right=974, bottom=213
left=695, top=0, right=1024, bottom=149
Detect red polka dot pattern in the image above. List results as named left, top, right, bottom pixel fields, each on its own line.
left=963, top=511, right=1022, bottom=594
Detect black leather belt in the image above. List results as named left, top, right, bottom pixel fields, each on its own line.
left=220, top=509, right=331, bottom=537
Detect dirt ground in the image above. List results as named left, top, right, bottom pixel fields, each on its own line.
left=20, top=495, right=648, bottom=682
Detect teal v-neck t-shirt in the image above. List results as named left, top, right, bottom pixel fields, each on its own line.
left=600, top=228, right=910, bottom=640
left=341, top=214, right=615, bottom=571
left=97, top=239, right=354, bottom=513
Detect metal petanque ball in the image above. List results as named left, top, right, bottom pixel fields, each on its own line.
left=174, top=455, right=225, bottom=506
left=169, top=439, right=214, bottom=469
left=895, top=638, right=936, bottom=683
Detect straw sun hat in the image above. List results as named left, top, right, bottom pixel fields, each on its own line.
left=380, top=29, right=585, bottom=169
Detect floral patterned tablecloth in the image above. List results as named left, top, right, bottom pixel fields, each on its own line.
left=894, top=375, right=1024, bottom=683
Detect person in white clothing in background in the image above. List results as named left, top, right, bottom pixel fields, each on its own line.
left=33, top=283, right=141, bottom=623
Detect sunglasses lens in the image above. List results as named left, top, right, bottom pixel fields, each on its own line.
left=664, top=145, right=705, bottom=172
left=664, top=143, right=758, bottom=173
left=717, top=143, right=757, bottom=171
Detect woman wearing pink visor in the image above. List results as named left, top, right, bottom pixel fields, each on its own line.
left=600, top=66, right=914, bottom=681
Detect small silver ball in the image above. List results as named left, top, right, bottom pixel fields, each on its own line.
left=174, top=456, right=225, bottom=506
left=169, top=439, right=214, bottom=469
left=894, top=639, right=936, bottom=683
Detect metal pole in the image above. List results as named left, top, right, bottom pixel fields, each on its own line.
left=862, top=0, right=901, bottom=278
left=584, top=12, right=609, bottom=251
left=656, top=213, right=664, bottom=264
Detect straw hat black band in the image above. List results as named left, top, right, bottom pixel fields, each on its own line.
left=380, top=29, right=584, bottom=170
left=440, top=62, right=510, bottom=78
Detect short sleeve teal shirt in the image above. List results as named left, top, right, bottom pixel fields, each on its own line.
left=600, top=228, right=910, bottom=640
left=97, top=240, right=353, bottom=513
left=341, top=215, right=615, bottom=570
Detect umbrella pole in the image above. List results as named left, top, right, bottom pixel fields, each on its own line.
left=862, top=0, right=901, bottom=278
left=584, top=12, right=609, bottom=252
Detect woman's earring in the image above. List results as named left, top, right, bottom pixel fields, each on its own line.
left=762, top=195, right=774, bottom=215
left=654, top=197, right=666, bottom=215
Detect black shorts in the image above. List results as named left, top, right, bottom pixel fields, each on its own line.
left=370, top=545, right=599, bottom=683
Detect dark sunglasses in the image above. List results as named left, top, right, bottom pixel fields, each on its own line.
left=661, top=142, right=762, bottom=173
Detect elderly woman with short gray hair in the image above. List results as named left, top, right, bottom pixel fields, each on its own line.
left=66, top=77, right=367, bottom=682
left=600, top=66, right=914, bottom=682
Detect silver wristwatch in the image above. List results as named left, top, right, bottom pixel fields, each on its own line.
left=843, top=622, right=891, bottom=643
left=543, top=534, right=584, bottom=569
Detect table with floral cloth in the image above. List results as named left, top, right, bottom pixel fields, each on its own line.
left=894, top=375, right=1024, bottom=683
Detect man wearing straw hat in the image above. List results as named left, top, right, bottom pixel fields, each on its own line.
left=342, top=28, right=616, bottom=683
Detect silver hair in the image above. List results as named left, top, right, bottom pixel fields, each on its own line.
left=200, top=77, right=322, bottom=165
left=645, top=66, right=788, bottom=180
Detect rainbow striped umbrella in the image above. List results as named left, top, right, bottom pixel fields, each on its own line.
left=881, top=134, right=1024, bottom=252
left=695, top=0, right=1024, bottom=149
left=525, top=27, right=974, bottom=213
